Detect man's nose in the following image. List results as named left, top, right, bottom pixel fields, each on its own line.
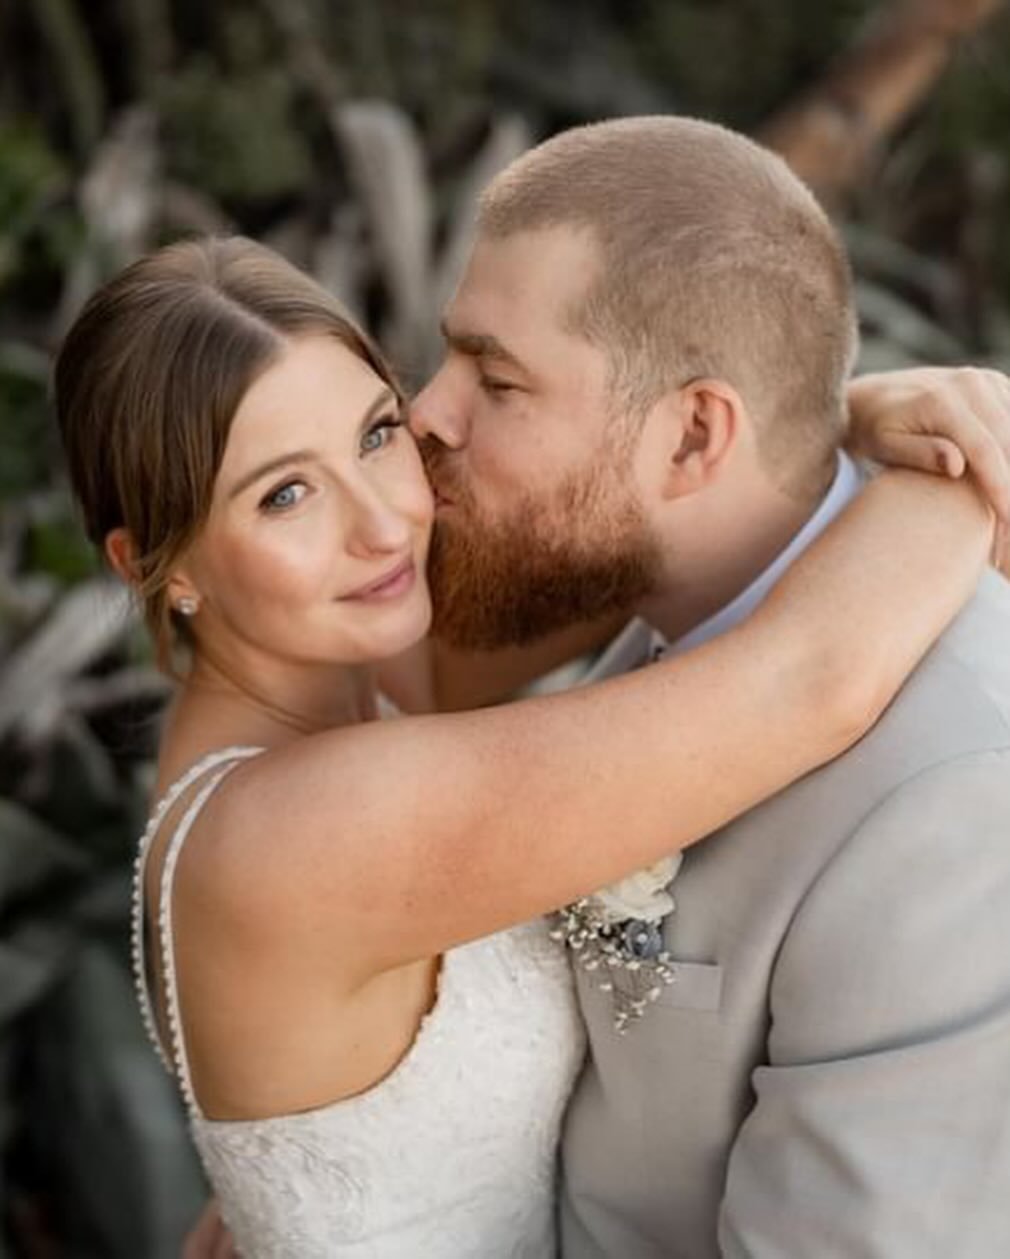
left=410, top=367, right=471, bottom=450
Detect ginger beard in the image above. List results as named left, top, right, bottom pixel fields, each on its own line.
left=422, top=437, right=661, bottom=650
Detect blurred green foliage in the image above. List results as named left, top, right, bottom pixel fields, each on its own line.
left=159, top=9, right=313, bottom=207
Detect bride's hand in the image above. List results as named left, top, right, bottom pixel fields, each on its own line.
left=846, top=366, right=1010, bottom=577
left=181, top=1198, right=237, bottom=1259
left=846, top=366, right=1010, bottom=523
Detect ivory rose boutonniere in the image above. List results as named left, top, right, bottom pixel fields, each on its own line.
left=592, top=854, right=682, bottom=925
left=552, top=853, right=684, bottom=1034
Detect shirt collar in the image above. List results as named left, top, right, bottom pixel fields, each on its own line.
left=654, top=452, right=864, bottom=659
left=521, top=452, right=864, bottom=693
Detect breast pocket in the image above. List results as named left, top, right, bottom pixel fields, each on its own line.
left=654, top=960, right=723, bottom=1012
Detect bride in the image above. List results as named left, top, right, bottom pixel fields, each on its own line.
left=54, top=236, right=997, bottom=1258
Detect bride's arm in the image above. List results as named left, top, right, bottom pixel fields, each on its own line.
left=201, top=471, right=990, bottom=973
left=381, top=367, right=1010, bottom=716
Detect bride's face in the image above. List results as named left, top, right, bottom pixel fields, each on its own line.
left=172, top=334, right=433, bottom=667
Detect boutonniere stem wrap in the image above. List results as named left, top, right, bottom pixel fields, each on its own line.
left=551, top=854, right=682, bottom=1033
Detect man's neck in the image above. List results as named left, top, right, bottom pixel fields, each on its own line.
left=428, top=456, right=857, bottom=710
left=639, top=459, right=846, bottom=646
left=431, top=611, right=630, bottom=711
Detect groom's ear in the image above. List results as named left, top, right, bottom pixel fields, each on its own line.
left=658, top=378, right=743, bottom=499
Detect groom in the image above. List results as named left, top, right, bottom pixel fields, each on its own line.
left=408, top=117, right=1010, bottom=1256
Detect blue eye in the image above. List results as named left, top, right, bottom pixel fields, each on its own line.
left=260, top=481, right=307, bottom=512
left=361, top=414, right=404, bottom=454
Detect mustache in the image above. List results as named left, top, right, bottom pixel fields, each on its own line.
left=418, top=438, right=470, bottom=504
left=416, top=434, right=445, bottom=474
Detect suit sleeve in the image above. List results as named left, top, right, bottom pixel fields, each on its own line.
left=718, top=748, right=1010, bottom=1259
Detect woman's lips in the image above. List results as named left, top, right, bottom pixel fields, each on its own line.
left=341, top=557, right=416, bottom=602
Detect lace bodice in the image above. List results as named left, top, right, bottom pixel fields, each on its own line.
left=133, top=748, right=586, bottom=1258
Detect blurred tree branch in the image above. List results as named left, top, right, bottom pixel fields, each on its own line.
left=759, top=0, right=1006, bottom=203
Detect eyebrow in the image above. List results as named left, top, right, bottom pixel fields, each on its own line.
left=227, top=386, right=397, bottom=500
left=439, top=319, right=524, bottom=371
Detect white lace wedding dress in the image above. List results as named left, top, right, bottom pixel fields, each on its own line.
left=132, top=747, right=586, bottom=1258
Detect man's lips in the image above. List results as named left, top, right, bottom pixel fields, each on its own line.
left=340, top=557, right=416, bottom=601
left=429, top=479, right=460, bottom=510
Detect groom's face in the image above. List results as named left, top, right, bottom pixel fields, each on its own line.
left=411, top=227, right=661, bottom=649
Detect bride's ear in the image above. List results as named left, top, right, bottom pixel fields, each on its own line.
left=104, top=527, right=140, bottom=586
left=106, top=528, right=203, bottom=613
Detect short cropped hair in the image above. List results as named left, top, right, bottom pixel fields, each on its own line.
left=477, top=116, right=858, bottom=495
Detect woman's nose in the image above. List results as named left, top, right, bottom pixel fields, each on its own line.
left=343, top=481, right=413, bottom=557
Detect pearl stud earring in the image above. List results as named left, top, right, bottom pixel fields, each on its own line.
left=176, top=597, right=199, bottom=617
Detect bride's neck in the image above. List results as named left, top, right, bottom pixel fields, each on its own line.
left=167, top=651, right=376, bottom=756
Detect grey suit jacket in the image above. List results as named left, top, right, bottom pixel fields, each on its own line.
left=560, top=571, right=1010, bottom=1259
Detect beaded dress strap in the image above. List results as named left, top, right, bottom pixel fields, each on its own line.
left=132, top=747, right=263, bottom=1083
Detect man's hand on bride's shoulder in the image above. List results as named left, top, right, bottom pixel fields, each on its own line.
left=181, top=1198, right=237, bottom=1259
left=846, top=365, right=1010, bottom=576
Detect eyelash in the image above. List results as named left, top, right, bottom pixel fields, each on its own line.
left=259, top=480, right=308, bottom=513
left=360, top=413, right=405, bottom=453
left=479, top=376, right=517, bottom=398
left=258, top=414, right=405, bottom=513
